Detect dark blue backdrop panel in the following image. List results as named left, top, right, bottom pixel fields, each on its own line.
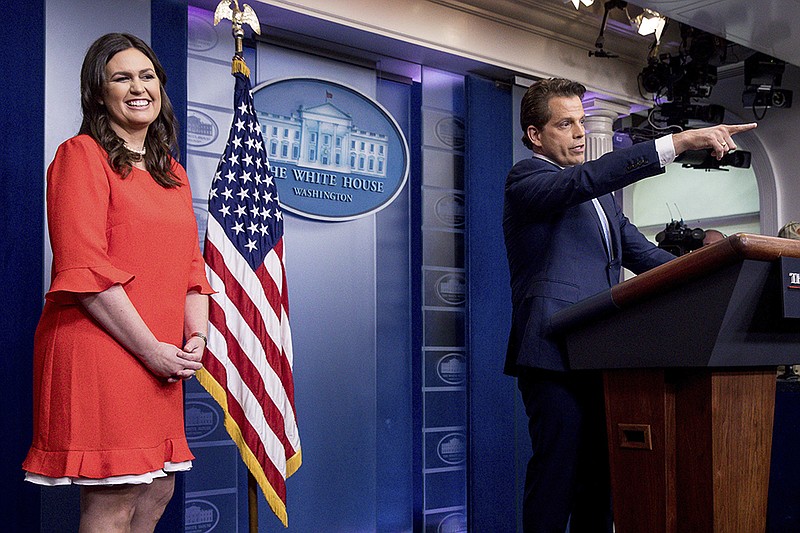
left=151, top=2, right=189, bottom=531
left=410, top=81, right=425, bottom=532
left=767, top=381, right=800, bottom=532
left=464, top=75, right=518, bottom=531
left=0, top=1, right=45, bottom=530
left=152, top=0, right=188, bottom=163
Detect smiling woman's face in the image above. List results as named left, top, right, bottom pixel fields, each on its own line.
left=526, top=95, right=586, bottom=167
left=101, top=47, right=162, bottom=141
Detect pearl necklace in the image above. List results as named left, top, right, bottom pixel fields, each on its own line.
left=125, top=143, right=146, bottom=156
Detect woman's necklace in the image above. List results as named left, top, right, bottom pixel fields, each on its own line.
left=124, top=143, right=146, bottom=156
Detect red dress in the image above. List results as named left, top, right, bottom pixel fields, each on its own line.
left=23, top=135, right=213, bottom=479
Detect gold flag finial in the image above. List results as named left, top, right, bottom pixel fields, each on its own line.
left=214, top=0, right=261, bottom=58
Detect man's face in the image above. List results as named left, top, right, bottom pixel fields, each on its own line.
left=526, top=95, right=586, bottom=167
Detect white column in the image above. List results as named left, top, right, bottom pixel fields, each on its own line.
left=582, top=98, right=631, bottom=161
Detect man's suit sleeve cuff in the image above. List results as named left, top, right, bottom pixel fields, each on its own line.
left=655, top=135, right=676, bottom=167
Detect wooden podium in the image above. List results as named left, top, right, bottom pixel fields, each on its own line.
left=551, top=234, right=800, bottom=533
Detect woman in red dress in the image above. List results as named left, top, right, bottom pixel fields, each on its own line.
left=23, top=33, right=213, bottom=532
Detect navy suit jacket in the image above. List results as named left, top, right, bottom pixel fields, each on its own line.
left=503, top=140, right=675, bottom=374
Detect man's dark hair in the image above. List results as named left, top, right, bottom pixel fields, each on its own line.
left=520, top=78, right=586, bottom=149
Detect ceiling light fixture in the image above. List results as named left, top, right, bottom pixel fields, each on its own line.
left=633, top=8, right=667, bottom=43
left=589, top=0, right=627, bottom=58
left=568, top=0, right=594, bottom=10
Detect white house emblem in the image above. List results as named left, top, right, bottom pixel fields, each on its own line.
left=252, top=78, right=409, bottom=221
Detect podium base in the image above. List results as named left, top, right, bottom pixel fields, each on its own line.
left=604, top=368, right=775, bottom=533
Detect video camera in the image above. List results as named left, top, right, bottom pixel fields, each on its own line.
left=655, top=220, right=706, bottom=256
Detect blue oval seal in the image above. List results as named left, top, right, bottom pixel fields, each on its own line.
left=437, top=432, right=466, bottom=465
left=188, top=10, right=219, bottom=52
left=184, top=400, right=220, bottom=441
left=438, top=512, right=467, bottom=533
left=434, top=192, right=465, bottom=228
left=251, top=77, right=409, bottom=221
left=435, top=273, right=466, bottom=306
left=186, top=109, right=219, bottom=147
left=185, top=499, right=220, bottom=532
left=436, top=352, right=466, bottom=385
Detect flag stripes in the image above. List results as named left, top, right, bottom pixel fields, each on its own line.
left=198, top=56, right=299, bottom=527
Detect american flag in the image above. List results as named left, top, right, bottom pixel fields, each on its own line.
left=198, top=57, right=301, bottom=527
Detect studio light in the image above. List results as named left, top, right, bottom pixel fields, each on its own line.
left=568, top=0, right=594, bottom=9
left=633, top=9, right=666, bottom=42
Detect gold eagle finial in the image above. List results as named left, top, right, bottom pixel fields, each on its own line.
left=214, top=0, right=261, bottom=57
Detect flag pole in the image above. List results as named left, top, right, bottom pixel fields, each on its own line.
left=249, top=472, right=259, bottom=533
left=212, top=2, right=264, bottom=531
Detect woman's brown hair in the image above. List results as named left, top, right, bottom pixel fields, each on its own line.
left=79, top=33, right=181, bottom=188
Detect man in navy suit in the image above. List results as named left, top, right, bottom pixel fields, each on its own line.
left=503, top=78, right=756, bottom=532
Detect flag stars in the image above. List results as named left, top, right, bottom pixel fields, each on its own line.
left=207, top=78, right=285, bottom=265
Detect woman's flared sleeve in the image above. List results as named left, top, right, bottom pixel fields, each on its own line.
left=45, top=136, right=134, bottom=304
left=188, top=239, right=214, bottom=295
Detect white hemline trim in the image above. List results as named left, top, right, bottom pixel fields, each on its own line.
left=24, top=460, right=192, bottom=486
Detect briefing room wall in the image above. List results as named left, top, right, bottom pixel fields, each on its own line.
left=184, top=7, right=415, bottom=530
left=26, top=1, right=800, bottom=531
left=253, top=39, right=386, bottom=533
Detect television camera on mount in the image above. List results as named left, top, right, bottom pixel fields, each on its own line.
left=655, top=220, right=706, bottom=256
left=674, top=148, right=751, bottom=171
left=742, top=52, right=793, bottom=118
left=623, top=27, right=754, bottom=171
left=638, top=25, right=725, bottom=129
